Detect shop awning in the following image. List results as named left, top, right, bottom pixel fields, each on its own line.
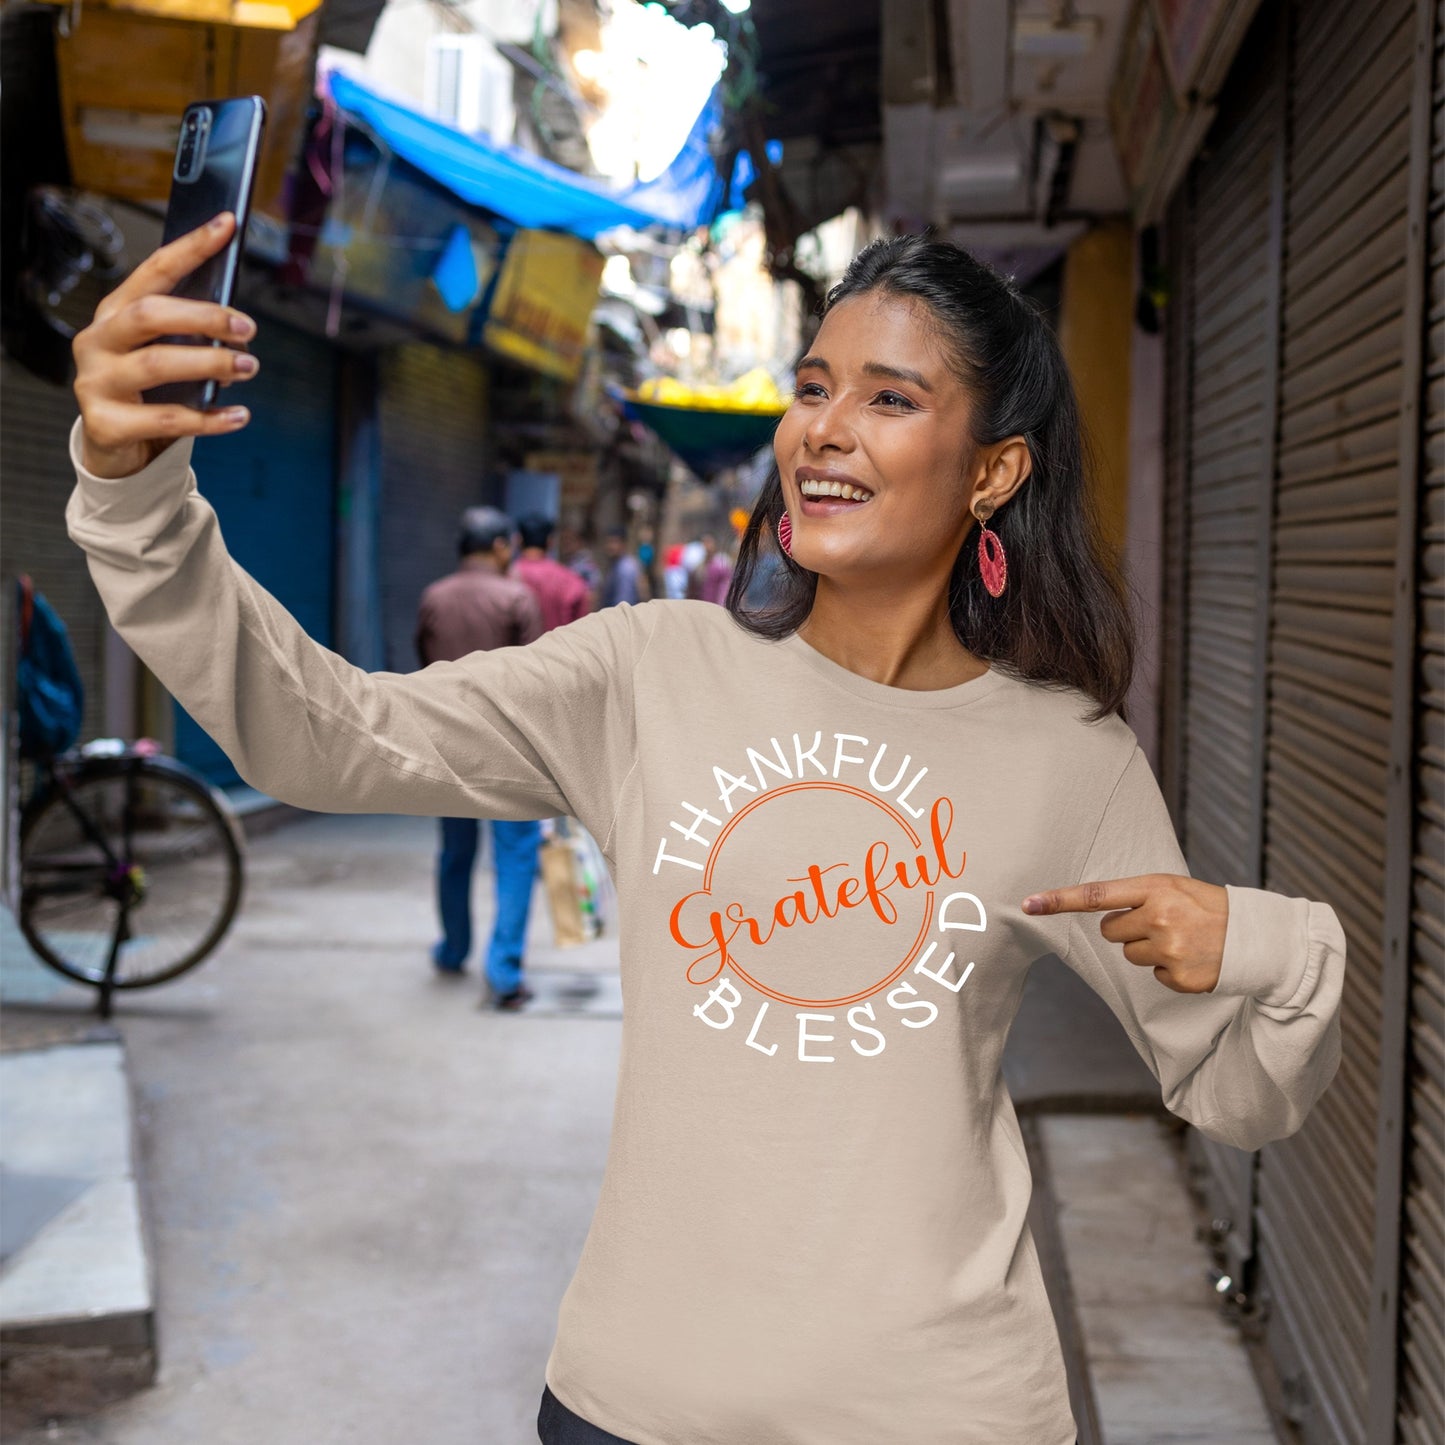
left=621, top=398, right=782, bottom=480
left=325, top=70, right=725, bottom=240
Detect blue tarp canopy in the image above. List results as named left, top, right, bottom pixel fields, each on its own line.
left=326, top=70, right=725, bottom=239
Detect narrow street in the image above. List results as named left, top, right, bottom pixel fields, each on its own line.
left=14, top=812, right=621, bottom=1445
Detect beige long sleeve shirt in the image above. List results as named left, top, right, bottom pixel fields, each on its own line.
left=67, top=424, right=1345, bottom=1445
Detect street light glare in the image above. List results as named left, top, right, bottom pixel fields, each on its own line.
left=719, top=0, right=751, bottom=12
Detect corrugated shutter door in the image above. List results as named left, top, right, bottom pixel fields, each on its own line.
left=1173, top=39, right=1282, bottom=1283
left=377, top=344, right=490, bottom=672
left=174, top=321, right=338, bottom=785
left=1399, top=4, right=1445, bottom=1441
left=0, top=358, right=108, bottom=743
left=1256, top=0, right=1416, bottom=1439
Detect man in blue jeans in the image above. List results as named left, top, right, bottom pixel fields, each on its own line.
left=416, top=507, right=543, bottom=1009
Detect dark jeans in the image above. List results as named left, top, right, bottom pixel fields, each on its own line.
left=537, top=1386, right=1079, bottom=1444
left=537, top=1386, right=636, bottom=1444
left=434, top=817, right=541, bottom=992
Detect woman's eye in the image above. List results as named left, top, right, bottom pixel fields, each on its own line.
left=794, top=382, right=827, bottom=400
left=875, top=391, right=916, bottom=410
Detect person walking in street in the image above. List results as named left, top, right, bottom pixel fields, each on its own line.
left=68, top=217, right=1346, bottom=1445
left=416, top=506, right=543, bottom=1009
left=512, top=513, right=592, bottom=633
left=599, top=527, right=646, bottom=607
left=685, top=531, right=734, bottom=605
left=557, top=524, right=601, bottom=611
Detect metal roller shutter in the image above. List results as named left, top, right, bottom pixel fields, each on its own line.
left=0, top=357, right=108, bottom=744
left=376, top=343, right=491, bottom=673
left=174, top=321, right=338, bottom=785
left=1172, top=30, right=1285, bottom=1286
left=1398, top=5, right=1444, bottom=1441
left=1255, top=0, right=1417, bottom=1439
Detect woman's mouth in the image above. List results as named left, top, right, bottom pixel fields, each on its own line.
left=797, top=476, right=874, bottom=509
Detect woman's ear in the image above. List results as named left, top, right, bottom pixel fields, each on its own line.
left=971, top=435, right=1032, bottom=512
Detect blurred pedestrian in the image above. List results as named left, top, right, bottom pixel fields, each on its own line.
left=558, top=524, right=601, bottom=610
left=600, top=527, right=647, bottom=607
left=513, top=513, right=591, bottom=632
left=72, top=218, right=1345, bottom=1445
left=415, top=506, right=543, bottom=1010
left=661, top=543, right=689, bottom=600
left=686, top=532, right=734, bottom=605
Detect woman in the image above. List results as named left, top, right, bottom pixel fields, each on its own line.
left=69, top=218, right=1345, bottom=1445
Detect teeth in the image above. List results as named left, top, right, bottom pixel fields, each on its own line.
left=799, top=478, right=872, bottom=502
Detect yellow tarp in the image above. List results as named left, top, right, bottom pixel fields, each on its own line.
left=632, top=367, right=787, bottom=416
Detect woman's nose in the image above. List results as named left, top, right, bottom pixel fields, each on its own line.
left=803, top=398, right=855, bottom=453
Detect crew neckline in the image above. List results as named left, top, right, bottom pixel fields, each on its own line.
left=778, top=629, right=1011, bottom=710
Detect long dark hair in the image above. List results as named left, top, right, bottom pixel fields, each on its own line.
left=726, top=234, right=1134, bottom=721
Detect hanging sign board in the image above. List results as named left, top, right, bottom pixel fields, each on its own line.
left=1152, top=0, right=1267, bottom=101
left=483, top=230, right=605, bottom=384
left=1109, top=0, right=1217, bottom=223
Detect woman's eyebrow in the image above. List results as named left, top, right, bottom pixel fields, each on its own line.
left=795, top=356, right=934, bottom=394
left=862, top=361, right=933, bottom=392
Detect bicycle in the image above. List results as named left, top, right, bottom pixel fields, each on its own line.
left=12, top=578, right=245, bottom=1017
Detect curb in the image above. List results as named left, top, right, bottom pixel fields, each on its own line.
left=0, top=1039, right=155, bottom=1427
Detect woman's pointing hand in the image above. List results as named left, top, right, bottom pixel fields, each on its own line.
left=1021, top=875, right=1229, bottom=994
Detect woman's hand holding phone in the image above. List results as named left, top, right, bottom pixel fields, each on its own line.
left=73, top=213, right=258, bottom=480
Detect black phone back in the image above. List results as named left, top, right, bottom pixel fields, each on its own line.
left=145, top=96, right=266, bottom=409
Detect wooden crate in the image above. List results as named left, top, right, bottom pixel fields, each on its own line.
left=47, top=0, right=320, bottom=215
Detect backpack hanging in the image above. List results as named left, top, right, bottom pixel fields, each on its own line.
left=16, top=576, right=84, bottom=760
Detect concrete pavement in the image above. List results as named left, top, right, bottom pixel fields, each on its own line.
left=3, top=811, right=1283, bottom=1444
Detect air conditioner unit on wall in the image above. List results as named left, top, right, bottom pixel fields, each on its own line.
left=424, top=34, right=514, bottom=142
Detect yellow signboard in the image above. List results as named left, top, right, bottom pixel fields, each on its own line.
left=484, top=230, right=605, bottom=383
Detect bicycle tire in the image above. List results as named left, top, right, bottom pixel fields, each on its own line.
left=19, top=754, right=245, bottom=988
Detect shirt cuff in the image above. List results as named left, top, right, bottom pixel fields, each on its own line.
left=67, top=416, right=196, bottom=531
left=1211, top=884, right=1315, bottom=1009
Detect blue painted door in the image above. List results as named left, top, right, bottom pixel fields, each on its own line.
left=174, top=323, right=337, bottom=786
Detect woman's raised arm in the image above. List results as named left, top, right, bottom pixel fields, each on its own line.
left=67, top=218, right=644, bottom=845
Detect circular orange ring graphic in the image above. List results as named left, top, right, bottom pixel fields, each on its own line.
left=699, top=780, right=935, bottom=1009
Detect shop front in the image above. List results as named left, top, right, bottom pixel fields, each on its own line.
left=1156, top=2, right=1441, bottom=1440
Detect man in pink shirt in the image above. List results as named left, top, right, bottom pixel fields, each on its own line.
left=512, top=514, right=593, bottom=631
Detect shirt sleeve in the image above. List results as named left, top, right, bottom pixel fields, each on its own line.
left=1061, top=745, right=1346, bottom=1153
left=64, top=422, right=647, bottom=850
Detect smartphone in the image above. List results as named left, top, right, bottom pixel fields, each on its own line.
left=143, top=96, right=266, bottom=410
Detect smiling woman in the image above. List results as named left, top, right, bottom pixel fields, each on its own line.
left=730, top=234, right=1134, bottom=719
left=64, top=218, right=1345, bottom=1445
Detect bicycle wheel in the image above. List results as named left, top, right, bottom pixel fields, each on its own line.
left=19, top=755, right=244, bottom=988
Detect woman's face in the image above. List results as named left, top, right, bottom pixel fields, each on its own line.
left=773, top=292, right=978, bottom=586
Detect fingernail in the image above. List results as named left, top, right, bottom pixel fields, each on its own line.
left=1022, top=897, right=1044, bottom=915
left=233, top=353, right=258, bottom=375
left=222, top=406, right=249, bottom=425
left=229, top=313, right=255, bottom=338
left=209, top=212, right=232, bottom=231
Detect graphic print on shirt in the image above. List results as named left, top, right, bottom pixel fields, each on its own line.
left=652, top=729, right=987, bottom=1064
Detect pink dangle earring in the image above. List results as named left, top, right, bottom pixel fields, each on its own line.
left=777, top=510, right=794, bottom=558
left=975, top=501, right=1007, bottom=597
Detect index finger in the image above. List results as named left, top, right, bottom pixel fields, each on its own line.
left=1022, top=877, right=1153, bottom=916
left=102, top=212, right=236, bottom=314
